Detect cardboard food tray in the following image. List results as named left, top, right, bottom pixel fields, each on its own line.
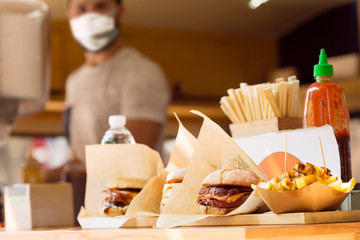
left=79, top=210, right=360, bottom=229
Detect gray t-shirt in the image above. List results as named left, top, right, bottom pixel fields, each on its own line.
left=65, top=47, right=171, bottom=161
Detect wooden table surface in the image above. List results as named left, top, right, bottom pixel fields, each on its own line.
left=1, top=222, right=360, bottom=240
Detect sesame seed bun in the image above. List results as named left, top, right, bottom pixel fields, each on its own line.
left=201, top=169, right=260, bottom=187
left=101, top=206, right=127, bottom=217
left=199, top=205, right=237, bottom=215
left=166, top=168, right=187, bottom=183
left=106, top=177, right=148, bottom=189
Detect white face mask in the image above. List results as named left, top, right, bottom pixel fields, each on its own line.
left=70, top=9, right=119, bottom=52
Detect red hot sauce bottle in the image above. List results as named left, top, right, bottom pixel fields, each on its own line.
left=303, top=49, right=351, bottom=182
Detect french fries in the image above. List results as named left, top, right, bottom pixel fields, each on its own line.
left=256, top=162, right=356, bottom=193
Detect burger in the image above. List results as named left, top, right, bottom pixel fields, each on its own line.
left=160, top=168, right=186, bottom=212
left=102, top=177, right=148, bottom=216
left=196, top=169, right=260, bottom=215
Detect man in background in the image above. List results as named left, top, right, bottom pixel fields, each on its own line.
left=65, top=0, right=171, bottom=161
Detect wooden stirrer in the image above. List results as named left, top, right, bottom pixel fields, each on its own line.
left=319, top=137, right=327, bottom=169
left=285, top=134, right=288, bottom=173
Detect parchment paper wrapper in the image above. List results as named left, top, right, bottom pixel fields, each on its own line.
left=256, top=182, right=349, bottom=214
left=78, top=144, right=164, bottom=229
left=126, top=113, right=197, bottom=217
left=156, top=111, right=268, bottom=229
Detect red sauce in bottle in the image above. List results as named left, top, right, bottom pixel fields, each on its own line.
left=304, top=76, right=351, bottom=182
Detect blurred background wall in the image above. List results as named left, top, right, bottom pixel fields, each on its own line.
left=4, top=0, right=360, bottom=181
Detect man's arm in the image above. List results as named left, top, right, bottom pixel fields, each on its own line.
left=126, top=119, right=162, bottom=149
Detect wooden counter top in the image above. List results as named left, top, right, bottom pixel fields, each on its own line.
left=1, top=222, right=360, bottom=240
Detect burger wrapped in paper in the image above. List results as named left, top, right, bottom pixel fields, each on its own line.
left=197, top=169, right=260, bottom=215
left=102, top=177, right=148, bottom=216
left=160, top=168, right=186, bottom=213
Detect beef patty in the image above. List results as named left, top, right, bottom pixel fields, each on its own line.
left=103, top=188, right=140, bottom=213
left=197, top=185, right=252, bottom=208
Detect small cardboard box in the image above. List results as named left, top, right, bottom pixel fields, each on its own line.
left=230, top=117, right=303, bottom=138
left=256, top=182, right=349, bottom=214
left=4, top=183, right=74, bottom=231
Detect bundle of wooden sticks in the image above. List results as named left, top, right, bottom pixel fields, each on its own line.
left=220, top=76, right=302, bottom=124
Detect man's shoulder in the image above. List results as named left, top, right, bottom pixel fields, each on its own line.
left=119, top=46, right=163, bottom=72
left=67, top=65, right=85, bottom=80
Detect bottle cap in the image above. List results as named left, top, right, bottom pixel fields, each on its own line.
left=314, top=49, right=333, bottom=77
left=109, top=115, right=126, bottom=128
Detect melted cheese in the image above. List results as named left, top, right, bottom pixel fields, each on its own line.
left=199, top=192, right=249, bottom=203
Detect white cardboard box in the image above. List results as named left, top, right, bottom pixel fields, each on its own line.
left=4, top=183, right=74, bottom=231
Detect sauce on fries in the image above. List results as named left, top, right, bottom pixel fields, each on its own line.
left=256, top=162, right=356, bottom=193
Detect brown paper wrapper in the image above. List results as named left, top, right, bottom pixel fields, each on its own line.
left=256, top=182, right=349, bottom=214
left=156, top=111, right=268, bottom=228
left=83, top=144, right=164, bottom=214
left=125, top=113, right=197, bottom=217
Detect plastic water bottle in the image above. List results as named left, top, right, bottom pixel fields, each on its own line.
left=101, top=115, right=135, bottom=144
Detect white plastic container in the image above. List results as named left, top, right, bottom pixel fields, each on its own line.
left=101, top=115, right=135, bottom=144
